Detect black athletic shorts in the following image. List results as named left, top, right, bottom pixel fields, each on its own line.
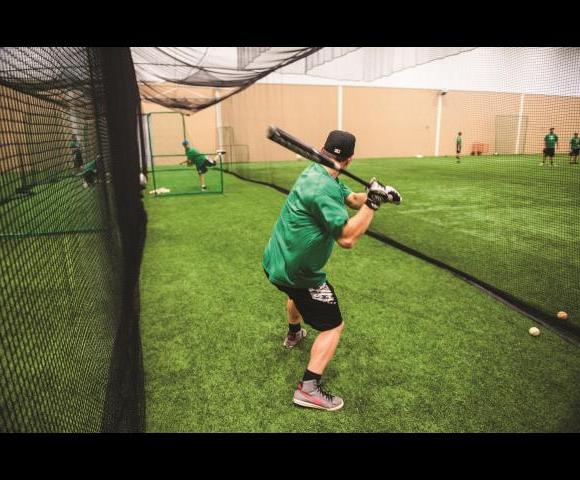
left=73, top=151, right=83, bottom=168
left=264, top=269, right=343, bottom=332
left=570, top=148, right=579, bottom=156
left=196, top=157, right=215, bottom=174
left=83, top=170, right=96, bottom=185
left=544, top=147, right=555, bottom=157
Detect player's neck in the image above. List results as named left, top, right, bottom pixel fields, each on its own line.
left=323, top=165, right=341, bottom=179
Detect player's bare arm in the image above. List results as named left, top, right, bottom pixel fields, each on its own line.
left=345, top=192, right=367, bottom=210
left=337, top=204, right=375, bottom=249
left=338, top=180, right=402, bottom=249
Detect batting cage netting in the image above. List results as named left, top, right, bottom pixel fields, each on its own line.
left=0, top=47, right=146, bottom=432
left=204, top=47, right=580, bottom=344
left=131, top=47, right=324, bottom=114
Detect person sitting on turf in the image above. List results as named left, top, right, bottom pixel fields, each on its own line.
left=182, top=140, right=218, bottom=191
left=262, top=130, right=401, bottom=412
left=456, top=131, right=462, bottom=162
left=70, top=134, right=83, bottom=171
left=541, top=127, right=559, bottom=166
left=569, top=132, right=579, bottom=165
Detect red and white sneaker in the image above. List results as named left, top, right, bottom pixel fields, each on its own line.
left=293, top=380, right=344, bottom=411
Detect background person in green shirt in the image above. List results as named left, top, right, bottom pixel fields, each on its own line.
left=569, top=133, right=579, bottom=164
left=455, top=131, right=462, bottom=162
left=181, top=140, right=218, bottom=191
left=263, top=130, right=402, bottom=411
left=541, top=128, right=559, bottom=166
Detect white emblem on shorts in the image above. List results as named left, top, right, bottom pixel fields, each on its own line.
left=308, top=283, right=337, bottom=304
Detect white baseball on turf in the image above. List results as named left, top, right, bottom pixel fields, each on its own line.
left=529, top=327, right=540, bottom=337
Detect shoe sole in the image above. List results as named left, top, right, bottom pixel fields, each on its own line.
left=283, top=329, right=307, bottom=348
left=293, top=398, right=344, bottom=411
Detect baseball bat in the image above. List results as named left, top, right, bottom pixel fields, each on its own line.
left=266, top=125, right=370, bottom=188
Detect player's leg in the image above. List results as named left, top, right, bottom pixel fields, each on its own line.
left=541, top=148, right=546, bottom=165
left=292, top=322, right=345, bottom=411
left=82, top=170, right=96, bottom=188
left=287, top=299, right=301, bottom=324
left=283, top=299, right=306, bottom=348
left=204, top=155, right=217, bottom=167
left=289, top=282, right=345, bottom=411
left=265, top=270, right=307, bottom=348
left=73, top=151, right=83, bottom=171
left=197, top=164, right=208, bottom=190
left=306, top=322, right=344, bottom=375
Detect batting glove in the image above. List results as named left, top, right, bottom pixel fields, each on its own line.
left=365, top=178, right=402, bottom=210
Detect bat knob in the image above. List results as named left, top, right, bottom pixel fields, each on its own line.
left=266, top=125, right=279, bottom=140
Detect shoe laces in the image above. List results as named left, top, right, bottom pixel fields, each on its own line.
left=316, top=382, right=334, bottom=401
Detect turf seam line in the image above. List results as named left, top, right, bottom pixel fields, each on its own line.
left=223, top=169, right=580, bottom=347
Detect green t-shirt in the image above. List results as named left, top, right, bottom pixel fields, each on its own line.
left=82, top=159, right=96, bottom=174
left=70, top=139, right=81, bottom=150
left=262, top=163, right=352, bottom=289
left=185, top=146, right=206, bottom=169
left=544, top=134, right=558, bottom=148
left=570, top=137, right=580, bottom=149
left=456, top=135, right=462, bottom=145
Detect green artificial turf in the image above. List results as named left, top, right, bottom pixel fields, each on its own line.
left=149, top=164, right=223, bottom=196
left=0, top=232, right=120, bottom=432
left=0, top=173, right=125, bottom=431
left=0, top=172, right=107, bottom=237
left=140, top=172, right=580, bottom=432
left=225, top=154, right=580, bottom=326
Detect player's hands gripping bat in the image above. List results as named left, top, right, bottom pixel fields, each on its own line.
left=267, top=126, right=402, bottom=206
left=365, top=177, right=402, bottom=210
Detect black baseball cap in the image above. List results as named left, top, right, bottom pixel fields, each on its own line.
left=324, top=130, right=356, bottom=160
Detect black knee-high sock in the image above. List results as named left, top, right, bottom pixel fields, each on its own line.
left=288, top=323, right=301, bottom=334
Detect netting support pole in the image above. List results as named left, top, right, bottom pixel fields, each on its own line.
left=215, top=89, right=223, bottom=151
left=337, top=86, right=343, bottom=130
left=434, top=92, right=443, bottom=157
left=181, top=113, right=186, bottom=142
left=515, top=94, right=525, bottom=155
left=146, top=114, right=157, bottom=193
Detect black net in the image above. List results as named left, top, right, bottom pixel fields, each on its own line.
left=131, top=47, right=323, bottom=114
left=0, top=47, right=146, bottom=432
left=218, top=47, right=580, bottom=344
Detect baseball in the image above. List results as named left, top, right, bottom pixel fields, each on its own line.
left=529, top=327, right=540, bottom=337
left=557, top=311, right=568, bottom=320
